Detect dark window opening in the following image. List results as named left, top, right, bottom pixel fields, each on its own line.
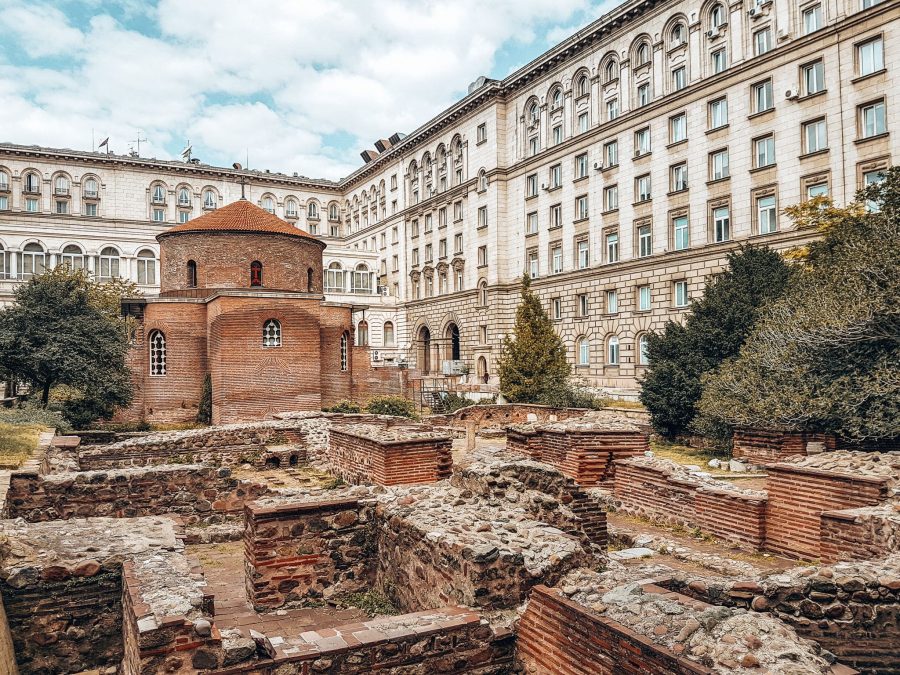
left=251, top=260, right=263, bottom=287
left=187, top=260, right=197, bottom=288
left=307, top=268, right=314, bottom=292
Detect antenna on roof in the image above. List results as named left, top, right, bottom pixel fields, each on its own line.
left=233, top=162, right=247, bottom=200
left=130, top=131, right=147, bottom=157
left=181, top=141, right=193, bottom=162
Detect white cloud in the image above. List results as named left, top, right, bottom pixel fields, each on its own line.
left=0, top=0, right=624, bottom=179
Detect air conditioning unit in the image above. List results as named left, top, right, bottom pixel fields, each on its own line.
left=593, top=161, right=604, bottom=171
left=706, top=27, right=720, bottom=39
left=785, top=87, right=799, bottom=100
left=748, top=7, right=760, bottom=18
left=541, top=183, right=549, bottom=191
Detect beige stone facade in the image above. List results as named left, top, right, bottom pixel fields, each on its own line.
left=1, top=0, right=898, bottom=396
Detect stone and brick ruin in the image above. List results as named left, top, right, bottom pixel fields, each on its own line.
left=1, top=405, right=898, bottom=674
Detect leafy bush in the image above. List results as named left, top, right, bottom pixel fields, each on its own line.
left=0, top=405, right=71, bottom=434
left=365, top=395, right=417, bottom=418
left=442, top=393, right=476, bottom=413
left=323, top=399, right=362, bottom=414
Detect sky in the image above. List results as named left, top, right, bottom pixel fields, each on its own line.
left=0, top=0, right=623, bottom=181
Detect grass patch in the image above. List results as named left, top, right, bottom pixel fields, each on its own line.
left=0, top=422, right=45, bottom=468
left=596, top=398, right=646, bottom=410
left=650, top=440, right=729, bottom=474
left=336, top=590, right=399, bottom=617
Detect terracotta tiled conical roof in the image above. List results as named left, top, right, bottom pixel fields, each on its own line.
left=157, top=199, right=321, bottom=241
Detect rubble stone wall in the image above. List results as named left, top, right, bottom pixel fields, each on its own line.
left=517, top=585, right=712, bottom=675
left=732, top=428, right=836, bottom=466
left=765, top=464, right=890, bottom=559
left=428, top=404, right=589, bottom=431
left=613, top=458, right=768, bottom=550
left=244, top=497, right=376, bottom=610
left=819, top=504, right=900, bottom=564
left=326, top=426, right=452, bottom=486
left=6, top=464, right=268, bottom=523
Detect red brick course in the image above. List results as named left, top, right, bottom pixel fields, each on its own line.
left=732, top=428, right=836, bottom=466
left=326, top=428, right=452, bottom=486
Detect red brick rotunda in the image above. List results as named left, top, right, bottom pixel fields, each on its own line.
left=121, top=199, right=366, bottom=425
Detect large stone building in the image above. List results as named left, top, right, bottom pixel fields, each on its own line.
left=0, top=0, right=897, bottom=400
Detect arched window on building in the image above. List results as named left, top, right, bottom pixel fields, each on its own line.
left=671, top=22, right=686, bottom=46
left=262, top=195, right=275, bottom=213
left=187, top=260, right=197, bottom=288
left=83, top=177, right=99, bottom=199
left=98, top=246, right=120, bottom=281
left=203, top=189, right=217, bottom=209
left=351, top=263, right=371, bottom=294
left=357, top=320, right=369, bottom=346
left=576, top=74, right=589, bottom=97
left=308, top=202, right=319, bottom=219
left=250, top=260, right=263, bottom=287
left=710, top=3, right=725, bottom=28
left=383, top=321, right=395, bottom=346
left=577, top=337, right=590, bottom=366
left=550, top=87, right=563, bottom=109
left=636, top=42, right=651, bottom=66
left=478, top=280, right=488, bottom=306
left=340, top=332, right=349, bottom=371
left=263, top=319, right=281, bottom=347
left=605, top=59, right=618, bottom=83
left=151, top=183, right=166, bottom=204
left=325, top=262, right=345, bottom=292
left=329, top=203, right=339, bottom=221
left=638, top=334, right=650, bottom=366
left=0, top=243, right=8, bottom=279
left=149, top=330, right=166, bottom=376
left=285, top=198, right=298, bottom=218
left=479, top=170, right=488, bottom=192
left=528, top=102, right=539, bottom=124
left=20, top=243, right=46, bottom=279
left=55, top=175, right=70, bottom=195
left=60, top=244, right=85, bottom=270
left=137, top=249, right=156, bottom=285
left=607, top=336, right=620, bottom=365
left=24, top=172, right=41, bottom=193
left=177, top=186, right=191, bottom=206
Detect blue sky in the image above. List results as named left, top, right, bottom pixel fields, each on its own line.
left=0, top=0, right=622, bottom=180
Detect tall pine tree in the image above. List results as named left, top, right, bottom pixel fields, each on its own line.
left=499, top=274, right=571, bottom=404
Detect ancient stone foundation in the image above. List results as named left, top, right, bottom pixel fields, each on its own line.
left=732, top=428, right=837, bottom=466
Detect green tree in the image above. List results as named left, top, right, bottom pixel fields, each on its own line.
left=0, top=267, right=134, bottom=427
left=499, top=274, right=572, bottom=405
left=197, top=373, right=213, bottom=425
left=697, top=170, right=900, bottom=443
left=639, top=245, right=792, bottom=441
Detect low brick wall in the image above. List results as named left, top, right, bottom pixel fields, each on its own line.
left=6, top=464, right=268, bottom=523
left=613, top=458, right=768, bottom=550
left=244, top=497, right=376, bottom=610
left=517, top=585, right=712, bottom=675
left=765, top=464, right=891, bottom=559
left=326, top=425, right=452, bottom=486
left=213, top=607, right=515, bottom=674
left=732, top=428, right=836, bottom=466
left=819, top=504, right=900, bottom=564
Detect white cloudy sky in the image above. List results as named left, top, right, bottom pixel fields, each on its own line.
left=0, top=0, right=623, bottom=180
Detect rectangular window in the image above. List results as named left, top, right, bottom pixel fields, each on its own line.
left=529, top=137, right=538, bottom=156
left=578, top=112, right=589, bottom=133
left=863, top=169, right=885, bottom=211
left=454, top=233, right=463, bottom=253
left=638, top=285, right=651, bottom=311
left=638, top=224, right=652, bottom=258
left=391, top=174, right=398, bottom=190
left=604, top=140, right=618, bottom=167
left=671, top=163, right=688, bottom=192
left=527, top=211, right=539, bottom=235
left=753, top=80, right=773, bottom=112
left=712, top=48, right=727, bottom=74
left=803, top=60, right=825, bottom=95
left=477, top=245, right=487, bottom=266
left=577, top=240, right=589, bottom=269
left=552, top=298, right=562, bottom=320
left=709, top=98, right=728, bottom=129
left=25, top=198, right=39, bottom=212
left=757, top=195, right=777, bottom=234
left=607, top=98, right=619, bottom=121
left=713, top=205, right=731, bottom=242
left=411, top=248, right=419, bottom=265
left=635, top=127, right=651, bottom=156
left=438, top=238, right=447, bottom=258
left=411, top=219, right=419, bottom=237
left=551, top=245, right=563, bottom=274
left=438, top=207, right=447, bottom=228
left=453, top=201, right=463, bottom=220
left=807, top=182, right=829, bottom=199
left=424, top=243, right=433, bottom=262
left=804, top=119, right=828, bottom=153
left=673, top=215, right=689, bottom=250
left=711, top=149, right=730, bottom=180
left=526, top=173, right=538, bottom=197
left=637, top=83, right=650, bottom=107
left=606, top=290, right=618, bottom=314
left=575, top=195, right=589, bottom=220
left=480, top=325, right=488, bottom=343
left=575, top=153, right=589, bottom=179
left=754, top=28, right=772, bottom=55
left=0, top=196, right=8, bottom=211
left=858, top=37, right=884, bottom=76
left=636, top=175, right=651, bottom=202
left=477, top=123, right=487, bottom=143
left=803, top=4, right=822, bottom=34
left=672, top=66, right=686, bottom=91
left=152, top=208, right=164, bottom=222
left=424, top=214, right=432, bottom=232
left=55, top=200, right=68, bottom=214
left=478, top=206, right=488, bottom=228
left=670, top=113, right=687, bottom=143
left=177, top=210, right=189, bottom=223
left=392, top=255, right=399, bottom=272
left=606, top=232, right=619, bottom=263
left=527, top=250, right=539, bottom=278
left=604, top=185, right=619, bottom=211
left=549, top=204, right=562, bottom=229
left=860, top=101, right=886, bottom=137
left=862, top=0, right=884, bottom=7
left=550, top=164, right=562, bottom=188
left=674, top=280, right=689, bottom=307
left=755, top=135, right=776, bottom=168
left=552, top=125, right=563, bottom=145
left=578, top=294, right=589, bottom=317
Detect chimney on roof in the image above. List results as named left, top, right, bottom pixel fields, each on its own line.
left=388, top=132, right=407, bottom=145
left=374, top=138, right=392, bottom=153
left=360, top=149, right=380, bottom=163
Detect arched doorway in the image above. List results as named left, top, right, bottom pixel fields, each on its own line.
left=477, top=356, right=488, bottom=383
left=418, top=326, right=431, bottom=374
left=445, top=323, right=460, bottom=361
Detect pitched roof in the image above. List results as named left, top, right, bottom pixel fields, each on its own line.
left=157, top=199, right=322, bottom=242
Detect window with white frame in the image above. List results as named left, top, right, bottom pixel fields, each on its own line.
left=670, top=113, right=687, bottom=144
left=477, top=245, right=487, bottom=266
left=604, top=140, right=618, bottom=166
left=177, top=186, right=190, bottom=206
left=550, top=164, right=562, bottom=188
left=713, top=205, right=731, bottom=242
left=860, top=100, right=886, bottom=137
left=803, top=4, right=822, bottom=34
left=672, top=163, right=688, bottom=192
left=606, top=98, right=619, bottom=121
left=638, top=286, right=651, bottom=311
left=478, top=206, right=488, bottom=228
left=575, top=153, right=589, bottom=179
left=807, top=182, right=829, bottom=199
left=804, top=119, right=828, bottom=153
left=635, top=127, right=651, bottom=156
left=136, top=249, right=156, bottom=285
left=578, top=112, right=589, bottom=133
left=711, top=49, right=727, bottom=74
left=285, top=199, right=298, bottom=217
left=755, top=135, right=776, bottom=167
left=757, top=195, right=777, bottom=234
left=637, top=83, right=651, bottom=107
left=203, top=189, right=217, bottom=209
left=709, top=98, right=728, bottom=129
left=98, top=247, right=120, bottom=280
left=325, top=262, right=345, bottom=292
left=604, top=185, right=618, bottom=211
left=578, top=293, right=589, bottom=316
left=638, top=334, right=650, bottom=365
left=527, top=212, right=539, bottom=235
left=607, top=336, right=620, bottom=365
left=151, top=184, right=165, bottom=204
left=552, top=298, right=562, bottom=320
left=606, top=289, right=618, bottom=314
left=149, top=330, right=166, bottom=375
left=636, top=175, right=651, bottom=202
left=803, top=60, right=825, bottom=95
left=477, top=123, right=487, bottom=143
left=575, top=195, right=589, bottom=220
left=528, top=250, right=539, bottom=278
left=711, top=149, right=730, bottom=180
left=60, top=244, right=85, bottom=270
left=552, top=125, right=563, bottom=145
left=20, top=243, right=46, bottom=278
left=753, top=80, right=773, bottom=112
left=754, top=28, right=772, bottom=55
left=710, top=3, right=725, bottom=27
left=672, top=66, right=686, bottom=91
left=577, top=337, right=590, bottom=366
left=863, top=169, right=885, bottom=211
left=858, top=37, right=884, bottom=76
left=674, top=280, right=689, bottom=307
left=549, top=204, right=562, bottom=229
left=862, top=0, right=884, bottom=7
left=637, top=224, right=652, bottom=257
left=606, top=232, right=619, bottom=263
left=308, top=202, right=319, bottom=218
left=577, top=240, right=589, bottom=269
left=673, top=215, right=689, bottom=250
left=551, top=245, right=563, bottom=274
